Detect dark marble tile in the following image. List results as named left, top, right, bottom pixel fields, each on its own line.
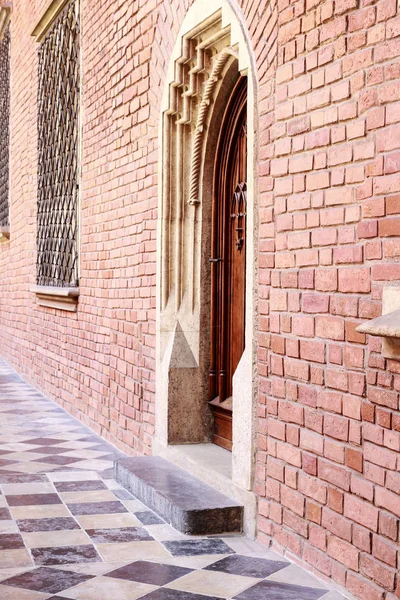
left=17, top=517, right=81, bottom=532
left=75, top=435, right=103, bottom=443
left=1, top=567, right=94, bottom=594
left=0, top=473, right=48, bottom=483
left=97, top=468, right=115, bottom=479
left=67, top=501, right=128, bottom=515
left=3, top=409, right=34, bottom=414
left=85, top=527, right=153, bottom=543
left=141, top=590, right=224, bottom=600
left=24, top=438, right=65, bottom=445
left=89, top=443, right=122, bottom=453
left=135, top=510, right=165, bottom=525
left=233, top=581, right=327, bottom=600
left=26, top=446, right=70, bottom=455
left=54, top=480, right=107, bottom=492
left=107, top=560, right=192, bottom=586
left=0, top=458, right=17, bottom=468
left=7, top=493, right=62, bottom=506
left=163, top=539, right=235, bottom=557
left=0, top=533, right=25, bottom=550
left=37, top=456, right=82, bottom=466
left=0, top=507, right=11, bottom=520
left=205, top=554, right=290, bottom=578
left=113, top=488, right=134, bottom=500
left=20, top=430, right=57, bottom=437
left=97, top=455, right=124, bottom=466
left=31, top=544, right=101, bottom=566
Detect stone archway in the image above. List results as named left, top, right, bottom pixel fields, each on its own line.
left=154, top=0, right=258, bottom=535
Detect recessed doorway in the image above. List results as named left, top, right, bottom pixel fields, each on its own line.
left=209, top=77, right=247, bottom=451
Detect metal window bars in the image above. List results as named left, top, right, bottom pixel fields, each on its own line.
left=37, top=0, right=79, bottom=287
left=0, top=23, right=10, bottom=229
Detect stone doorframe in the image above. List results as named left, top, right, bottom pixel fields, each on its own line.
left=154, top=0, right=258, bottom=534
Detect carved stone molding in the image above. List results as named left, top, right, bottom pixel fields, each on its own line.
left=31, top=0, right=71, bottom=42
left=161, top=10, right=237, bottom=313
left=156, top=0, right=258, bottom=535
left=0, top=3, right=11, bottom=41
left=31, top=285, right=79, bottom=312
left=189, top=46, right=238, bottom=206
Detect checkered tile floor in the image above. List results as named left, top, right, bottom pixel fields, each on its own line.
left=0, top=359, right=345, bottom=599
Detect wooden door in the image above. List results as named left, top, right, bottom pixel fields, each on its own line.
left=209, top=77, right=247, bottom=451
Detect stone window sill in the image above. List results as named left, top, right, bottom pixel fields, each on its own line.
left=356, top=284, right=400, bottom=359
left=31, top=285, right=79, bottom=312
left=356, top=309, right=400, bottom=339
left=0, top=227, right=10, bottom=242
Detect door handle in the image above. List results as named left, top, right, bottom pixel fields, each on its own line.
left=209, top=258, right=222, bottom=263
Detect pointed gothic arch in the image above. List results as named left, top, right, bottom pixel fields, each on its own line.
left=154, top=0, right=258, bottom=535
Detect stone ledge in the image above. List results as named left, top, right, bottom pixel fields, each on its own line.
left=0, top=3, right=11, bottom=41
left=0, top=226, right=10, bottom=242
left=31, top=0, right=70, bottom=42
left=356, top=309, right=400, bottom=339
left=114, top=455, right=243, bottom=535
left=356, top=284, right=400, bottom=360
left=31, top=285, right=79, bottom=312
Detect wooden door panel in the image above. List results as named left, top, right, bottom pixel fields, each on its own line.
left=209, top=77, right=247, bottom=450
left=229, top=182, right=246, bottom=394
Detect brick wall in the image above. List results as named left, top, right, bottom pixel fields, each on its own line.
left=0, top=0, right=399, bottom=598
left=256, top=1, right=400, bottom=599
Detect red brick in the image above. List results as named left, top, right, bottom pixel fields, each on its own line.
left=319, top=460, right=350, bottom=490
left=364, top=442, right=397, bottom=469
left=324, top=414, right=349, bottom=441
left=267, top=418, right=286, bottom=441
left=288, top=115, right=310, bottom=136
left=375, top=487, right=400, bottom=518
left=327, top=534, right=359, bottom=570
left=281, top=485, right=305, bottom=517
left=330, top=296, right=358, bottom=317
left=300, top=340, right=326, bottom=363
left=353, top=525, right=371, bottom=552
left=368, top=387, right=398, bottom=409
left=322, top=508, right=351, bottom=541
left=328, top=488, right=344, bottom=513
left=317, top=390, right=342, bottom=413
left=344, top=495, right=378, bottom=531
left=278, top=400, right=304, bottom=425
left=345, top=321, right=366, bottom=344
left=338, top=267, right=370, bottom=293
left=292, top=315, right=315, bottom=338
left=300, top=429, right=324, bottom=456
left=347, top=573, right=384, bottom=600
left=360, top=554, right=395, bottom=590
left=372, top=536, right=397, bottom=567
left=325, top=187, right=353, bottom=206
left=379, top=217, right=400, bottom=237
left=315, top=316, right=345, bottom=341
left=379, top=512, right=398, bottom=541
left=315, top=269, right=338, bottom=292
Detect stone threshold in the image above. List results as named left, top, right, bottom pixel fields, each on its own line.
left=114, top=455, right=244, bottom=535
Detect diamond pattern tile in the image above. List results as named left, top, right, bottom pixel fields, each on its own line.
left=0, top=358, right=342, bottom=600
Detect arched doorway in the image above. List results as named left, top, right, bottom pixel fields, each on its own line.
left=154, top=0, right=258, bottom=534
left=209, top=77, right=247, bottom=450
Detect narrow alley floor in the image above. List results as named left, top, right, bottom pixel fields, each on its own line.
left=0, top=359, right=345, bottom=600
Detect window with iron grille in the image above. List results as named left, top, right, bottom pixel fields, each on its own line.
left=0, top=23, right=10, bottom=233
left=37, top=0, right=79, bottom=287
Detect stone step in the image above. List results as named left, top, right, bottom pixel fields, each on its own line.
left=114, top=456, right=243, bottom=535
